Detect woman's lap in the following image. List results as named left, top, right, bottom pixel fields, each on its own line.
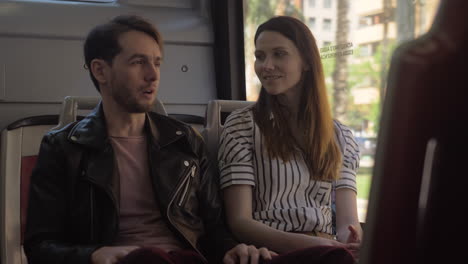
left=116, top=245, right=354, bottom=264
left=260, top=246, right=355, bottom=264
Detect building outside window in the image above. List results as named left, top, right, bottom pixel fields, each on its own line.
left=308, top=17, right=316, bottom=29
left=323, top=18, right=332, bottom=31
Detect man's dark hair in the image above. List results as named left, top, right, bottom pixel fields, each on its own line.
left=84, top=15, right=163, bottom=92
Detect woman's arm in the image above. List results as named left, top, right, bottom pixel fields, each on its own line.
left=335, top=188, right=362, bottom=243
left=223, top=185, right=342, bottom=254
left=333, top=121, right=362, bottom=244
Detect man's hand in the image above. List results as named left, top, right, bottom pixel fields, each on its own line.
left=91, top=246, right=140, bottom=264
left=223, top=244, right=278, bottom=264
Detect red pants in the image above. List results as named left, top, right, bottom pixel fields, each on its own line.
left=117, top=245, right=354, bottom=264
left=262, top=246, right=355, bottom=264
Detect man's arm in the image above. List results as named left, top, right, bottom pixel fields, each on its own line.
left=24, top=133, right=100, bottom=264
left=195, top=141, right=239, bottom=262
left=191, top=127, right=279, bottom=264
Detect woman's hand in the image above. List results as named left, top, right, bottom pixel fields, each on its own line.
left=343, top=225, right=361, bottom=261
left=346, top=224, right=362, bottom=243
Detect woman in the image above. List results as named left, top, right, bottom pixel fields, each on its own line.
left=218, top=16, right=362, bottom=263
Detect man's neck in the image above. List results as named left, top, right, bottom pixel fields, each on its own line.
left=102, top=101, right=147, bottom=137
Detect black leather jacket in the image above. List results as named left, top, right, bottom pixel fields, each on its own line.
left=24, top=104, right=236, bottom=264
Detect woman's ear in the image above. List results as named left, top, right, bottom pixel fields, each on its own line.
left=90, top=59, right=109, bottom=85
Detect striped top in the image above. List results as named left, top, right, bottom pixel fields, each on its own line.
left=218, top=106, right=360, bottom=234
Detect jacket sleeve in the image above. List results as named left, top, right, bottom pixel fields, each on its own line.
left=24, top=132, right=100, bottom=264
left=190, top=128, right=238, bottom=263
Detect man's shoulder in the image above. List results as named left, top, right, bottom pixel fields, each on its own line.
left=148, top=111, right=193, bottom=131
left=148, top=111, right=202, bottom=141
left=41, top=118, right=97, bottom=151
left=43, top=121, right=77, bottom=141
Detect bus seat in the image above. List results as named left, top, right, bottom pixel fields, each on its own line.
left=0, top=115, right=59, bottom=264
left=168, top=114, right=205, bottom=133
left=52, top=96, right=168, bottom=130
left=52, top=96, right=101, bottom=130
left=152, top=98, right=168, bottom=116
left=203, top=99, right=255, bottom=163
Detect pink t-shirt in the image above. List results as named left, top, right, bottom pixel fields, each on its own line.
left=109, top=136, right=185, bottom=251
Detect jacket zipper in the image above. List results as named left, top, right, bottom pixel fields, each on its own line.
left=178, top=165, right=196, bottom=206
left=166, top=164, right=204, bottom=258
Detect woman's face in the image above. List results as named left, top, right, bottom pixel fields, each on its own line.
left=254, top=30, right=306, bottom=100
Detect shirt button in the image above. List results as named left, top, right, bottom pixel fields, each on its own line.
left=184, top=161, right=189, bottom=166
left=176, top=131, right=182, bottom=135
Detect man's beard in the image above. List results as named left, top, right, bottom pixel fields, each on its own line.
left=112, top=82, right=153, bottom=113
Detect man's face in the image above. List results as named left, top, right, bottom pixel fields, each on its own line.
left=106, top=30, right=162, bottom=113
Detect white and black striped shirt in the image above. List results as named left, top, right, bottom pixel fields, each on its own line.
left=218, top=106, right=360, bottom=234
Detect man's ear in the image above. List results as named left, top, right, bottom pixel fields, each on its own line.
left=90, top=59, right=110, bottom=85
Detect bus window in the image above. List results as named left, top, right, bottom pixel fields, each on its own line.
left=243, top=0, right=441, bottom=222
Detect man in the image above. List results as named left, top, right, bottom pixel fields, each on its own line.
left=24, top=15, right=274, bottom=264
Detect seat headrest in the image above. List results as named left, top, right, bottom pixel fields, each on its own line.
left=53, top=96, right=167, bottom=130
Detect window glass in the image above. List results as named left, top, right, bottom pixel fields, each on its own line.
left=323, top=18, right=332, bottom=30
left=58, top=0, right=115, bottom=2
left=308, top=17, right=316, bottom=29
left=244, top=0, right=441, bottom=222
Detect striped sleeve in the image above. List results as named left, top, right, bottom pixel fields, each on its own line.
left=218, top=108, right=256, bottom=189
left=334, top=121, right=360, bottom=193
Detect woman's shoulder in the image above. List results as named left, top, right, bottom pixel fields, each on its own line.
left=333, top=119, right=354, bottom=136
left=224, top=104, right=255, bottom=128
left=333, top=119, right=359, bottom=153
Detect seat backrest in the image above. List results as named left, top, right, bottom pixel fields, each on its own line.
left=53, top=96, right=101, bottom=130
left=53, top=96, right=169, bottom=131
left=168, top=114, right=205, bottom=133
left=203, top=99, right=255, bottom=162
left=0, top=115, right=59, bottom=264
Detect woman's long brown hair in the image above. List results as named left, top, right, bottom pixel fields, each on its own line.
left=253, top=16, right=342, bottom=181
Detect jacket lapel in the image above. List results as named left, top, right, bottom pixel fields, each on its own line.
left=67, top=102, right=119, bottom=207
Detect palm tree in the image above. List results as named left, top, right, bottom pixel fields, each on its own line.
left=379, top=0, right=392, bottom=104
left=332, top=0, right=350, bottom=122
left=396, top=0, right=415, bottom=43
